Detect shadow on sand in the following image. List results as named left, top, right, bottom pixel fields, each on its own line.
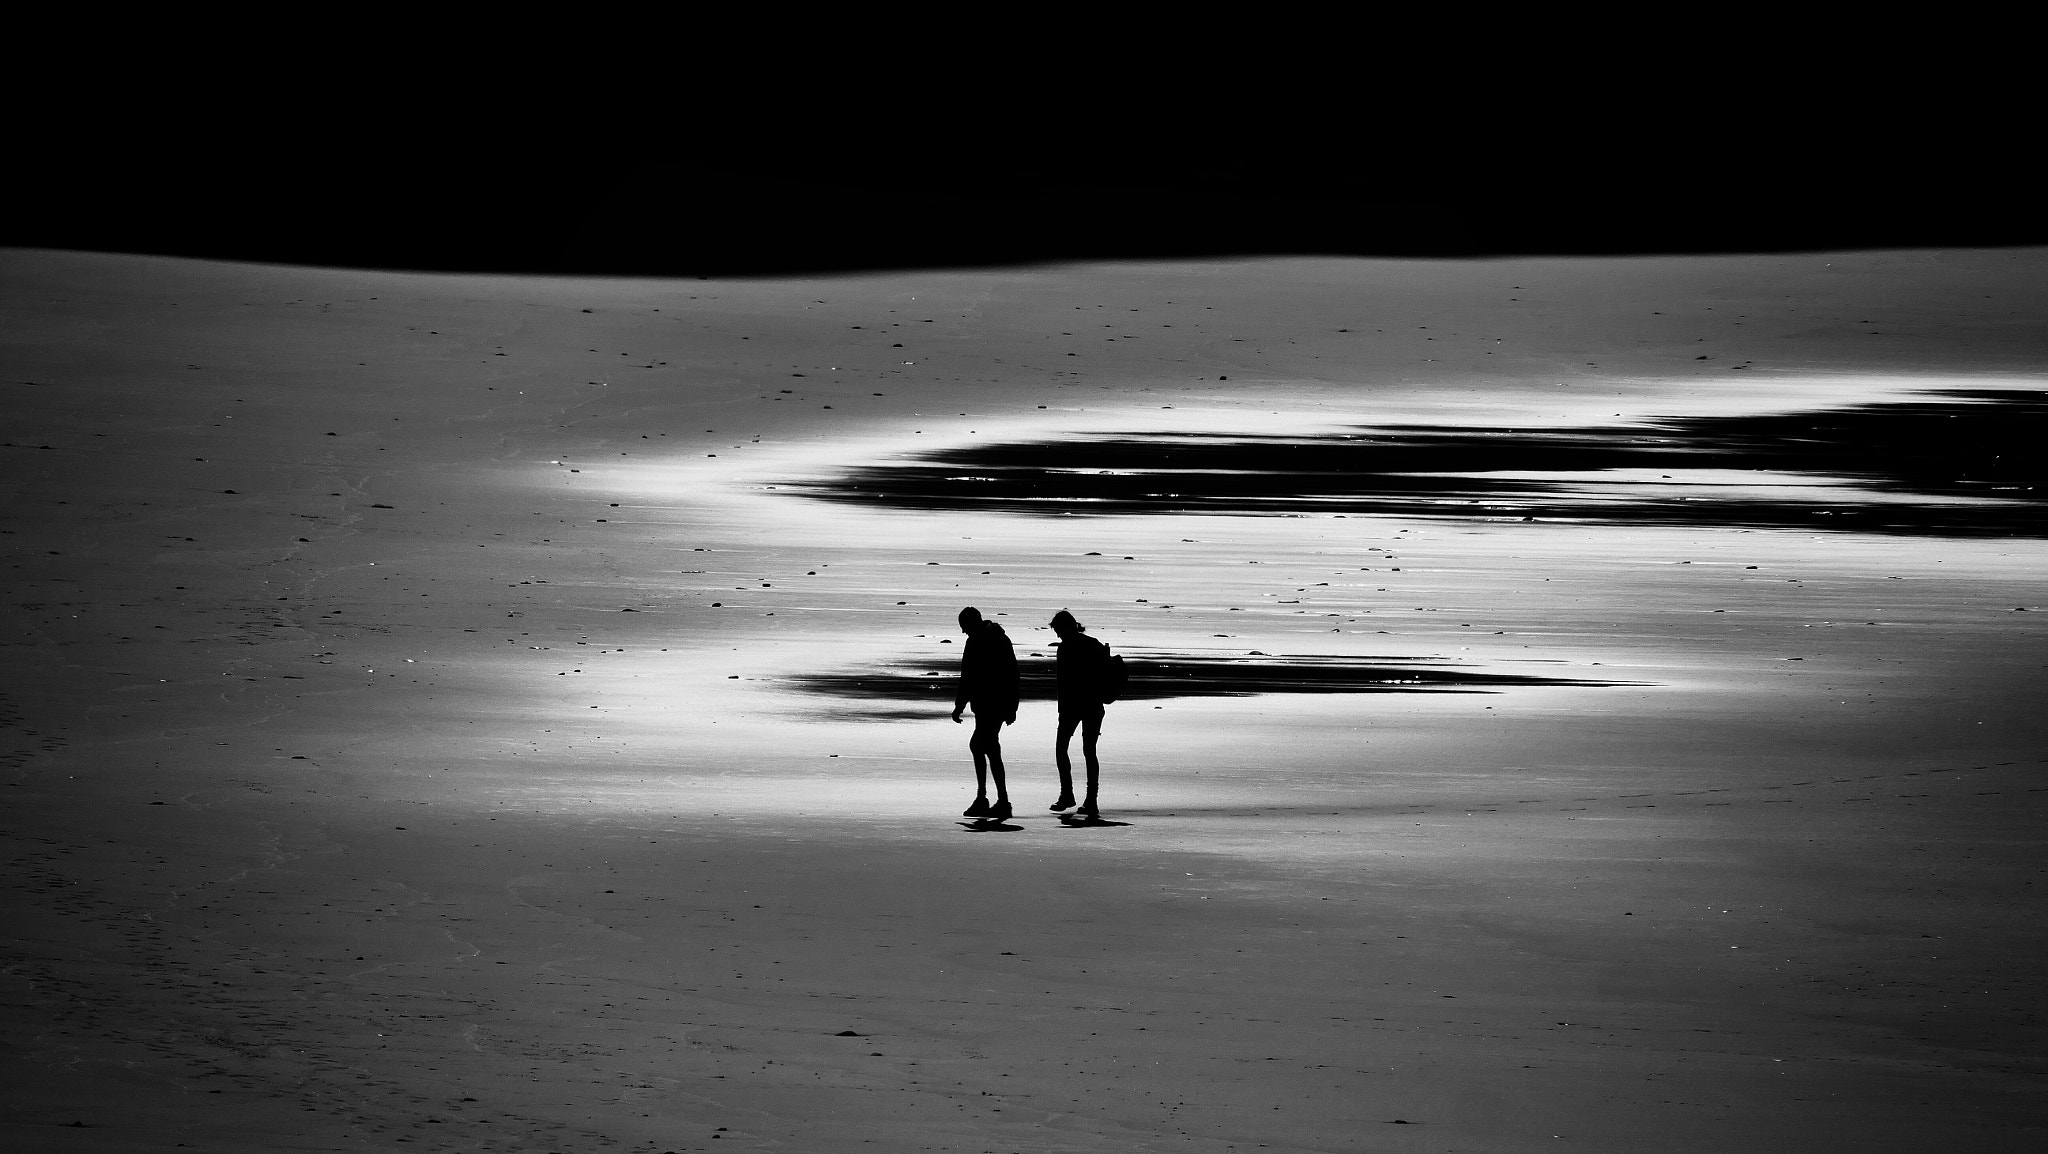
left=957, top=816, right=1134, bottom=831
left=1058, top=814, right=1132, bottom=828
left=789, top=389, right=2048, bottom=537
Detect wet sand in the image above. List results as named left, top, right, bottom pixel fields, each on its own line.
left=3, top=246, right=2045, bottom=1151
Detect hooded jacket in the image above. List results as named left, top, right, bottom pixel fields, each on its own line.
left=954, top=620, right=1019, bottom=719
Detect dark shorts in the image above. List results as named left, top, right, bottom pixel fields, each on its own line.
left=1057, top=705, right=1103, bottom=739
left=969, top=711, right=1006, bottom=745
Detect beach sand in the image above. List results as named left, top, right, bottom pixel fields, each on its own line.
left=2, top=246, right=2044, bottom=1151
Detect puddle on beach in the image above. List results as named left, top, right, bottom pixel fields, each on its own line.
left=787, top=649, right=1640, bottom=709
left=783, top=386, right=2048, bottom=537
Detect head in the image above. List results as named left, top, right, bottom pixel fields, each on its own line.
left=1049, top=609, right=1082, bottom=637
left=958, top=606, right=983, bottom=634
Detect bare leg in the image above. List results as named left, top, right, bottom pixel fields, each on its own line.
left=972, top=715, right=1009, bottom=804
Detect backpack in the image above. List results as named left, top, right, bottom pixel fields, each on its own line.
left=1099, top=649, right=1127, bottom=704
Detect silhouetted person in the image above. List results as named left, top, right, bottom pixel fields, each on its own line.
left=1049, top=609, right=1110, bottom=816
left=951, top=607, right=1019, bottom=820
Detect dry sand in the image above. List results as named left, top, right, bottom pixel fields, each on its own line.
left=2, top=246, right=2044, bottom=1152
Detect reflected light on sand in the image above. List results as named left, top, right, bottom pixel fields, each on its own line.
left=544, top=374, right=2047, bottom=540
left=446, top=370, right=2048, bottom=826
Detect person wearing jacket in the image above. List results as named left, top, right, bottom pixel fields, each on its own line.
left=1049, top=609, right=1109, bottom=817
left=951, top=606, right=1019, bottom=820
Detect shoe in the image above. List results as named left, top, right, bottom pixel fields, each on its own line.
left=963, top=797, right=990, bottom=817
left=1076, top=800, right=1099, bottom=818
left=987, top=799, right=1013, bottom=821
left=1049, top=796, right=1076, bottom=811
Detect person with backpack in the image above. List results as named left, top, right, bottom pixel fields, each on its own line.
left=951, top=606, right=1019, bottom=820
left=1048, top=609, right=1117, bottom=817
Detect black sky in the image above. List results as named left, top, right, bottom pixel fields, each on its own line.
left=9, top=154, right=2044, bottom=276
